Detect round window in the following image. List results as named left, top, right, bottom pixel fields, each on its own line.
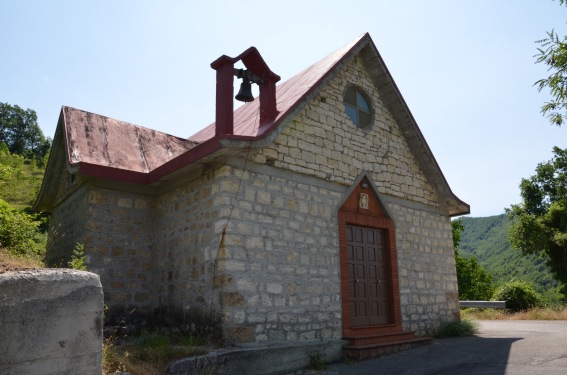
left=344, top=87, right=372, bottom=128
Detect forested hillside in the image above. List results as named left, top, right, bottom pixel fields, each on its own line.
left=459, top=214, right=560, bottom=300
left=1, top=103, right=49, bottom=267
left=0, top=149, right=45, bottom=210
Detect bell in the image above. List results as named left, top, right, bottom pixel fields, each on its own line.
left=235, top=78, right=254, bottom=102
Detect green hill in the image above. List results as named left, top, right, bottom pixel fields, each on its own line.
left=459, top=214, right=560, bottom=301
left=0, top=151, right=45, bottom=210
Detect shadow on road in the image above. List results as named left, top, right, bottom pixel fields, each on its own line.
left=327, top=336, right=523, bottom=375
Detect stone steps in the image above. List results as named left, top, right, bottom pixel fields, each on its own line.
left=342, top=331, right=431, bottom=361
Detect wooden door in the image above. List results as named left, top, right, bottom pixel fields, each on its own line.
left=347, top=225, right=391, bottom=326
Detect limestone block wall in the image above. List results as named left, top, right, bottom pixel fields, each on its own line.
left=46, top=183, right=90, bottom=267
left=152, top=162, right=345, bottom=343
left=0, top=269, right=103, bottom=374
left=46, top=178, right=158, bottom=322
left=213, top=165, right=344, bottom=343
left=153, top=169, right=221, bottom=324
left=255, top=54, right=439, bottom=208
left=388, top=202, right=459, bottom=332
left=247, top=52, right=459, bottom=335
left=83, top=186, right=156, bottom=322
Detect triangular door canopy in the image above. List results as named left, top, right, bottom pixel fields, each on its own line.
left=337, top=172, right=392, bottom=219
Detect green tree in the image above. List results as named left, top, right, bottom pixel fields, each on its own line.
left=535, top=0, right=567, bottom=125
left=0, top=102, right=51, bottom=162
left=508, top=147, right=567, bottom=300
left=452, top=219, right=495, bottom=300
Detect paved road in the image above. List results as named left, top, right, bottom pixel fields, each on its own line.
left=321, top=320, right=567, bottom=375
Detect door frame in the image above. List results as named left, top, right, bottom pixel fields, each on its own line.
left=338, top=175, right=403, bottom=337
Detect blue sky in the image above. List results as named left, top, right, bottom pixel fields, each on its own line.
left=1, top=1, right=566, bottom=217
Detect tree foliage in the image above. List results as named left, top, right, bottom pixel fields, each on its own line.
left=535, top=0, right=567, bottom=126
left=452, top=219, right=495, bottom=300
left=508, top=147, right=567, bottom=300
left=459, top=215, right=560, bottom=300
left=0, top=102, right=51, bottom=163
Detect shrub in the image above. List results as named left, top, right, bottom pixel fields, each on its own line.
left=68, top=243, right=87, bottom=271
left=435, top=318, right=478, bottom=338
left=493, top=281, right=543, bottom=312
left=0, top=198, right=43, bottom=256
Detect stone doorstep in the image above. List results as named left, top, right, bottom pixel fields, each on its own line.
left=342, top=337, right=432, bottom=361
left=167, top=339, right=347, bottom=375
left=342, top=330, right=419, bottom=346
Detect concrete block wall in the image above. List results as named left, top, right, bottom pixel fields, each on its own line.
left=0, top=269, right=104, bottom=374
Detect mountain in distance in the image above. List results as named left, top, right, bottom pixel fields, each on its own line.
left=458, top=214, right=559, bottom=300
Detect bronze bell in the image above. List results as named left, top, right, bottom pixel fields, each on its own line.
left=235, top=78, right=254, bottom=102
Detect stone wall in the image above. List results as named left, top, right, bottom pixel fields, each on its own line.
left=254, top=54, right=439, bottom=208
left=244, top=52, right=459, bottom=335
left=388, top=201, right=459, bottom=332
left=48, top=181, right=158, bottom=323
left=212, top=164, right=344, bottom=343
left=84, top=186, right=156, bottom=322
left=46, top=175, right=90, bottom=267
left=43, top=46, right=460, bottom=339
left=0, top=269, right=103, bottom=374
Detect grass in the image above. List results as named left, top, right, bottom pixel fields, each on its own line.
left=102, top=330, right=211, bottom=375
left=435, top=306, right=567, bottom=338
left=461, top=306, right=567, bottom=320
left=0, top=247, right=44, bottom=272
left=308, top=351, right=327, bottom=371
left=435, top=318, right=479, bottom=337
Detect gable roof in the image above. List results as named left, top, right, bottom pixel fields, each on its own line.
left=35, top=33, right=469, bottom=216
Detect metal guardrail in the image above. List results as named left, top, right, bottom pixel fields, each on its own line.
left=459, top=300, right=506, bottom=309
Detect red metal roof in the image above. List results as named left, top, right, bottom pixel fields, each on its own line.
left=36, top=33, right=469, bottom=215
left=56, top=34, right=370, bottom=184
left=59, top=35, right=367, bottom=182
left=63, top=106, right=197, bottom=174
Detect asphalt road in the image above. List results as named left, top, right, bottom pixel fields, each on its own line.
left=321, top=320, right=567, bottom=375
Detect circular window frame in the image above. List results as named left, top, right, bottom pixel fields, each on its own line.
left=343, top=86, right=373, bottom=129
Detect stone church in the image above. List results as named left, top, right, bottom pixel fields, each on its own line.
left=35, top=33, right=469, bottom=357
